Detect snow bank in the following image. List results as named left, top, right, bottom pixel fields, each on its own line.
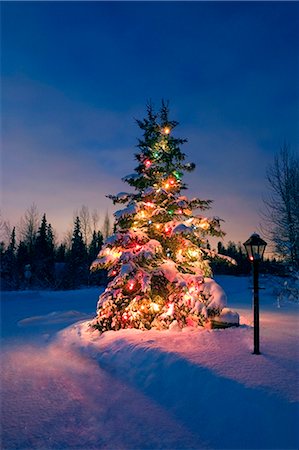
left=1, top=276, right=298, bottom=450
left=59, top=318, right=298, bottom=450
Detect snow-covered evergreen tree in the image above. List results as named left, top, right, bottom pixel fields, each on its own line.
left=91, top=103, right=229, bottom=332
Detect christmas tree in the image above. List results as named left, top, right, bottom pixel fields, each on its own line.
left=91, top=102, right=230, bottom=332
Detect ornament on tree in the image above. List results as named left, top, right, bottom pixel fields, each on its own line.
left=90, top=101, right=232, bottom=333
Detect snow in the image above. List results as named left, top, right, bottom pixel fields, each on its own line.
left=114, top=203, right=138, bottom=219
left=213, top=307, right=240, bottom=324
left=1, top=276, right=298, bottom=449
left=202, top=277, right=227, bottom=309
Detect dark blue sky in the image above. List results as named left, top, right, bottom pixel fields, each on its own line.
left=2, top=1, right=299, bottom=247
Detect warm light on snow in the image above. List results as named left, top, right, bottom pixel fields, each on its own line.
left=1, top=277, right=298, bottom=449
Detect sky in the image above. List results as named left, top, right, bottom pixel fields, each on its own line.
left=1, top=1, right=299, bottom=250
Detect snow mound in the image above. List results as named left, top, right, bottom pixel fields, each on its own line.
left=203, top=277, right=227, bottom=309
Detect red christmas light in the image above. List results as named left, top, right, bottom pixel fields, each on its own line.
left=164, top=225, right=171, bottom=234
left=164, top=177, right=176, bottom=190
left=144, top=201, right=155, bottom=208
left=145, top=159, right=152, bottom=168
left=128, top=280, right=135, bottom=291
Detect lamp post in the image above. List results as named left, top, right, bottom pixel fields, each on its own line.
left=243, top=233, right=267, bottom=355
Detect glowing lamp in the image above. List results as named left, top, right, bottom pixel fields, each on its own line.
left=243, top=233, right=267, bottom=262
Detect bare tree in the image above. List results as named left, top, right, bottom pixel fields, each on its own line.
left=0, top=211, right=12, bottom=247
left=78, top=205, right=92, bottom=246
left=262, top=144, right=299, bottom=267
left=18, top=203, right=40, bottom=250
left=63, top=228, right=73, bottom=251
left=102, top=211, right=112, bottom=240
left=91, top=209, right=100, bottom=233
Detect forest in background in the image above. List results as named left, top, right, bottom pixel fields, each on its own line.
left=0, top=204, right=287, bottom=291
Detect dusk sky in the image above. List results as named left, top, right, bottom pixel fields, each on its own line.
left=1, top=1, right=299, bottom=250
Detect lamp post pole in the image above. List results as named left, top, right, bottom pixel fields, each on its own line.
left=243, top=233, right=267, bottom=356
left=253, top=259, right=260, bottom=355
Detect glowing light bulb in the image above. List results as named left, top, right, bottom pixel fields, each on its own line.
left=145, top=159, right=152, bottom=168
left=188, top=249, right=199, bottom=258
left=177, top=209, right=183, bottom=214
left=144, top=202, right=155, bottom=208
left=164, top=178, right=176, bottom=190
left=199, top=222, right=209, bottom=230
left=155, top=224, right=161, bottom=229
left=111, top=270, right=117, bottom=276
left=163, top=126, right=171, bottom=135
left=128, top=281, right=135, bottom=291
left=151, top=303, right=160, bottom=312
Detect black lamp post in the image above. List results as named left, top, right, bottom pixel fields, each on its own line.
left=243, top=233, right=267, bottom=355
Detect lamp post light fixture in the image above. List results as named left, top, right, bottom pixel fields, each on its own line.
left=243, top=233, right=267, bottom=355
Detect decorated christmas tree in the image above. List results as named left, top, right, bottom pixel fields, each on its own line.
left=91, top=102, right=233, bottom=332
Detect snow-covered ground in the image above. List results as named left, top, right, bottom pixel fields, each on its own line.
left=1, top=276, right=298, bottom=450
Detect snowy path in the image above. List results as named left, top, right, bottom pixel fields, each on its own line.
left=1, top=277, right=298, bottom=449
left=1, top=342, right=204, bottom=450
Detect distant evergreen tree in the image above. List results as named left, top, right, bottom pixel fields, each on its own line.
left=88, top=230, right=106, bottom=286
left=0, top=241, right=5, bottom=259
left=33, top=214, right=55, bottom=287
left=16, top=240, right=29, bottom=283
left=64, top=217, right=88, bottom=288
left=212, top=240, right=250, bottom=275
left=55, top=243, right=66, bottom=263
left=47, top=223, right=55, bottom=253
left=88, top=230, right=104, bottom=263
left=0, top=227, right=18, bottom=289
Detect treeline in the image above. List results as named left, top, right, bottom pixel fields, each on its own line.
left=211, top=241, right=286, bottom=276
left=0, top=205, right=287, bottom=291
left=0, top=205, right=109, bottom=290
